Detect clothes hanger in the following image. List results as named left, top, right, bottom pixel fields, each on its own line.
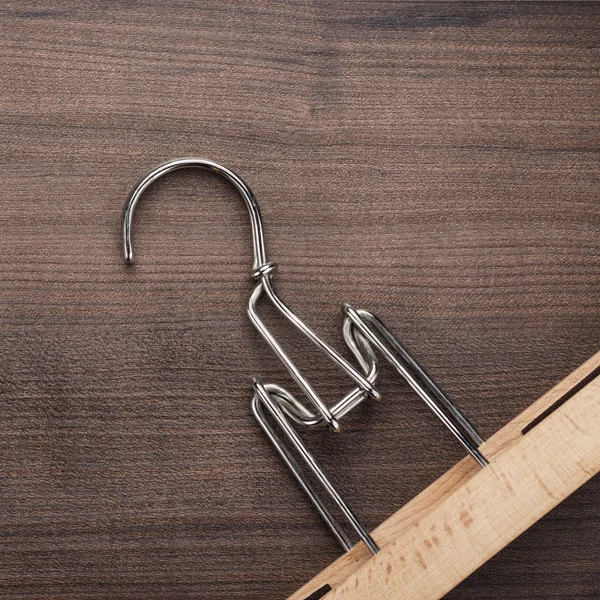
left=121, top=158, right=599, bottom=599
left=122, top=157, right=486, bottom=556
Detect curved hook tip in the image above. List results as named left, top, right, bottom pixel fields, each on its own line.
left=123, top=242, right=134, bottom=264
left=121, top=158, right=268, bottom=276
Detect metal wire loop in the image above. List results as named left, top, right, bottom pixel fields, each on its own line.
left=123, top=158, right=270, bottom=275
left=122, top=158, right=488, bottom=557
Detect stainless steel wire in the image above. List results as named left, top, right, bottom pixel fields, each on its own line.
left=122, top=157, right=488, bottom=557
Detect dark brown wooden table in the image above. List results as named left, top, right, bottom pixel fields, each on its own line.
left=1, top=2, right=598, bottom=598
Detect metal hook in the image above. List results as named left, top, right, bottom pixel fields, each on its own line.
left=122, top=158, right=488, bottom=557
left=122, top=158, right=377, bottom=434
left=123, top=158, right=271, bottom=278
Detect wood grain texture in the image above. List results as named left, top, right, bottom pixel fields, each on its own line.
left=289, top=350, right=600, bottom=600
left=0, top=2, right=598, bottom=599
left=323, top=358, right=600, bottom=599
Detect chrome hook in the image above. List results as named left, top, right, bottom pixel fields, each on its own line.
left=123, top=158, right=271, bottom=277
left=122, top=158, right=487, bottom=557
left=122, top=158, right=378, bottom=434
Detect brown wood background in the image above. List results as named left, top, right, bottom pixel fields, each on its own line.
left=0, top=2, right=598, bottom=598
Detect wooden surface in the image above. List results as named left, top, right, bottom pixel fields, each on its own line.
left=314, top=353, right=600, bottom=599
left=328, top=369, right=600, bottom=599
left=0, top=2, right=598, bottom=599
left=290, top=351, right=600, bottom=600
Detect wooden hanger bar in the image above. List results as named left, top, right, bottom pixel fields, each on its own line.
left=290, top=350, right=600, bottom=600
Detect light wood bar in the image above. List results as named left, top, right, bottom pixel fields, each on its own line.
left=290, top=351, right=600, bottom=600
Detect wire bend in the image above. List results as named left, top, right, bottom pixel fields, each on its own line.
left=122, top=158, right=487, bottom=557
left=122, top=158, right=270, bottom=277
left=252, top=305, right=487, bottom=555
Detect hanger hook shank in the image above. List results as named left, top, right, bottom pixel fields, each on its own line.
left=123, top=158, right=270, bottom=276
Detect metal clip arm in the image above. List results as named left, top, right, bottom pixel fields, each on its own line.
left=253, top=305, right=488, bottom=554
left=121, top=158, right=487, bottom=556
